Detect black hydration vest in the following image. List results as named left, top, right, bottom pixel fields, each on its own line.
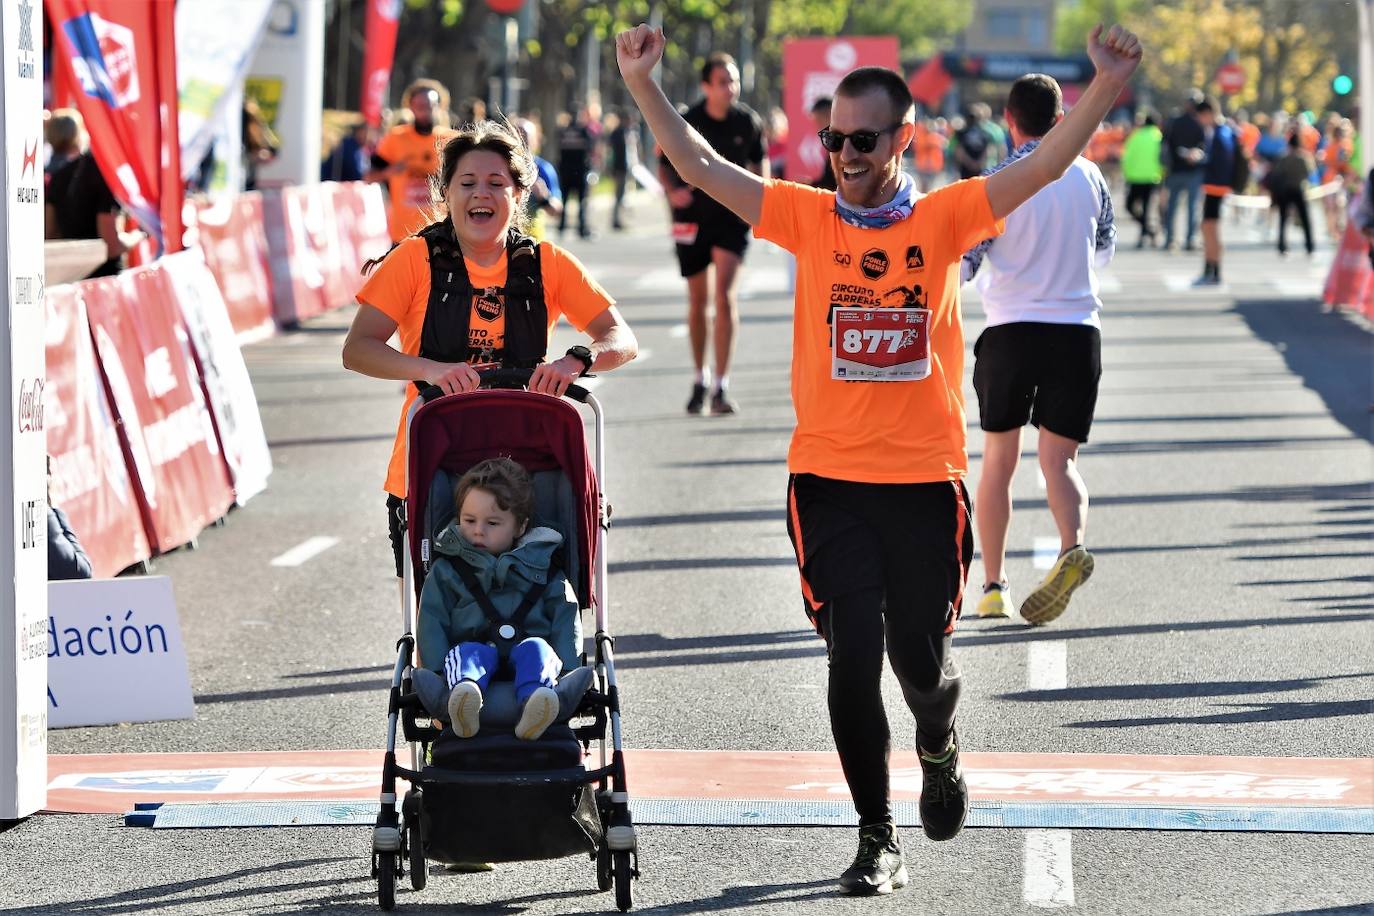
left=414, top=220, right=549, bottom=368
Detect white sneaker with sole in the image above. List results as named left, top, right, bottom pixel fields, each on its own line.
left=447, top=681, right=482, bottom=738
left=514, top=686, right=560, bottom=741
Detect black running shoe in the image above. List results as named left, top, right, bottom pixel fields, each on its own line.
left=709, top=388, right=738, bottom=415
left=686, top=383, right=708, bottom=414
left=838, top=821, right=908, bottom=895
left=918, top=730, right=968, bottom=841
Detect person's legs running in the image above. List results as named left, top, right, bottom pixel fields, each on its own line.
left=709, top=246, right=743, bottom=413
left=1019, top=326, right=1099, bottom=625
left=975, top=428, right=1022, bottom=595
left=1197, top=193, right=1224, bottom=283
left=1183, top=172, right=1203, bottom=249
left=1162, top=173, right=1183, bottom=248
left=1141, top=183, right=1158, bottom=242
left=1295, top=195, right=1315, bottom=254
left=612, top=172, right=628, bottom=229
left=1038, top=428, right=1088, bottom=552
left=872, top=480, right=972, bottom=842
left=1276, top=193, right=1291, bottom=255
left=685, top=267, right=711, bottom=411
left=971, top=325, right=1035, bottom=614
left=786, top=474, right=905, bottom=894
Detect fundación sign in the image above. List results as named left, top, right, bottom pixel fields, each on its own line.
left=47, top=576, right=194, bottom=728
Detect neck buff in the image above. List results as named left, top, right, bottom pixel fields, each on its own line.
left=835, top=170, right=916, bottom=229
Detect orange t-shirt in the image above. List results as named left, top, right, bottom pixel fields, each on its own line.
left=914, top=126, right=945, bottom=173
left=375, top=125, right=458, bottom=241
left=357, top=236, right=615, bottom=496
left=754, top=177, right=1004, bottom=484
left=1322, top=139, right=1353, bottom=183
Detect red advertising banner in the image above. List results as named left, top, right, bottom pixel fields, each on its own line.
left=44, top=284, right=152, bottom=578
left=360, top=0, right=402, bottom=128
left=783, top=37, right=901, bottom=185
left=48, top=0, right=183, bottom=254
left=81, top=268, right=233, bottom=554
left=1322, top=216, right=1374, bottom=319
left=193, top=193, right=275, bottom=343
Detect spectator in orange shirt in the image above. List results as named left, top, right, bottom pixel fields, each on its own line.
left=368, top=80, right=458, bottom=242
left=913, top=119, right=946, bottom=192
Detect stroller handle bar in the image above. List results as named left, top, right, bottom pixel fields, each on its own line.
left=412, top=367, right=593, bottom=404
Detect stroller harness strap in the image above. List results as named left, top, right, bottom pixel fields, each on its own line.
left=450, top=561, right=548, bottom=653
left=416, top=221, right=548, bottom=372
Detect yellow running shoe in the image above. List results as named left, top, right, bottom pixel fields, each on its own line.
left=1019, top=545, right=1094, bottom=625
left=975, top=583, right=1011, bottom=618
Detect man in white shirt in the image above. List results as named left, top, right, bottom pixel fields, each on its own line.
left=961, top=73, right=1115, bottom=625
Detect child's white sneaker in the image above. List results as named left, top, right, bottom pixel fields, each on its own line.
left=514, top=686, right=559, bottom=741
left=447, top=681, right=482, bottom=738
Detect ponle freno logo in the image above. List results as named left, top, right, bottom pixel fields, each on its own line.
left=18, top=378, right=44, bottom=433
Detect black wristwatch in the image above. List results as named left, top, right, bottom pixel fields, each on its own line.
left=564, top=345, right=594, bottom=377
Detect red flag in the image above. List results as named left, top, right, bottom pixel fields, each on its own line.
left=908, top=56, right=953, bottom=109
left=360, top=0, right=402, bottom=128
left=47, top=0, right=183, bottom=255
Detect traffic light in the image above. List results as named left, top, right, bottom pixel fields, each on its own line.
left=1332, top=74, right=1354, bottom=96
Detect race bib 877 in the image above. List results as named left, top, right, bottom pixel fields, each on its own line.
left=831, top=307, right=931, bottom=382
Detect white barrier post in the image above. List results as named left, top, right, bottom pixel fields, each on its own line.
left=246, top=0, right=325, bottom=188
left=1, top=0, right=49, bottom=820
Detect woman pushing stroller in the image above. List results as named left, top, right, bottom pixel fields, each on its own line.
left=412, top=457, right=581, bottom=742
left=342, top=117, right=638, bottom=584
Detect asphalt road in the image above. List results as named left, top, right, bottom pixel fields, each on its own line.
left=3, top=192, right=1372, bottom=916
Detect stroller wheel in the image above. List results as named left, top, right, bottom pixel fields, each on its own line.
left=613, top=849, right=635, bottom=912
left=404, top=790, right=426, bottom=892
left=596, top=844, right=613, bottom=892
left=376, top=852, right=397, bottom=911
left=407, top=820, right=426, bottom=891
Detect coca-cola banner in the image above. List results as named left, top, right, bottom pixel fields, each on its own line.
left=360, top=0, right=401, bottom=128
left=48, top=0, right=183, bottom=253
left=159, top=249, right=273, bottom=506
left=44, top=284, right=151, bottom=578
left=82, top=269, right=233, bottom=554
left=193, top=192, right=275, bottom=343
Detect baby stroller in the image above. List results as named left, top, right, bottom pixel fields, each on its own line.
left=372, top=368, right=638, bottom=911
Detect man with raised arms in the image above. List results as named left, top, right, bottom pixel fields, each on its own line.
left=617, top=23, right=1141, bottom=896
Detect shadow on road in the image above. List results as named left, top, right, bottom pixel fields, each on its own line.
left=1233, top=298, right=1374, bottom=443
left=997, top=672, right=1372, bottom=703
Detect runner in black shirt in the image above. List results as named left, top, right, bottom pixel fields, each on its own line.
left=558, top=106, right=599, bottom=239
left=658, top=52, right=768, bottom=414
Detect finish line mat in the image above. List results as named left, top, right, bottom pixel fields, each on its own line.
left=45, top=748, right=1372, bottom=833
left=125, top=798, right=1374, bottom=833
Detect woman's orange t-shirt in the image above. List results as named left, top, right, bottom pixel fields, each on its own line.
left=356, top=236, right=614, bottom=496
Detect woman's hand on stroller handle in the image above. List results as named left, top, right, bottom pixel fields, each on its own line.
left=420, top=360, right=482, bottom=396
left=529, top=357, right=585, bottom=399
left=413, top=366, right=593, bottom=403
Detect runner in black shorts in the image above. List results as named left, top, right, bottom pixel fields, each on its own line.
left=962, top=73, right=1115, bottom=625
left=658, top=52, right=767, bottom=416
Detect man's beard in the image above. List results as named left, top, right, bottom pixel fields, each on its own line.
left=414, top=120, right=433, bottom=136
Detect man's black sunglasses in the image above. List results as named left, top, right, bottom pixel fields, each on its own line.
left=817, top=123, right=905, bottom=154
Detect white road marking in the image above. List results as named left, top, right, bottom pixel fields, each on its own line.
left=1023, top=829, right=1075, bottom=908
left=1269, top=278, right=1320, bottom=298
left=670, top=323, right=688, bottom=339
left=1097, top=273, right=1122, bottom=295
left=1032, top=537, right=1060, bottom=570
left=270, top=536, right=339, bottom=568
left=1036, top=467, right=1046, bottom=490
left=1027, top=641, right=1067, bottom=691
left=1163, top=274, right=1194, bottom=293
left=634, top=266, right=683, bottom=291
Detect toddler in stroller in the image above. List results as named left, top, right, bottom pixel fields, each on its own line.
left=412, top=456, right=583, bottom=741
left=373, top=371, right=637, bottom=912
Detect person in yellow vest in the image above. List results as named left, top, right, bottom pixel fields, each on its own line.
left=1122, top=111, right=1164, bottom=247
left=367, top=80, right=459, bottom=242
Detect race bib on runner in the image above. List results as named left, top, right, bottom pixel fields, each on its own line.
left=671, top=221, right=699, bottom=245
left=831, top=307, right=931, bottom=382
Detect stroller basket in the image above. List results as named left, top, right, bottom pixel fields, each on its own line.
left=416, top=767, right=603, bottom=864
